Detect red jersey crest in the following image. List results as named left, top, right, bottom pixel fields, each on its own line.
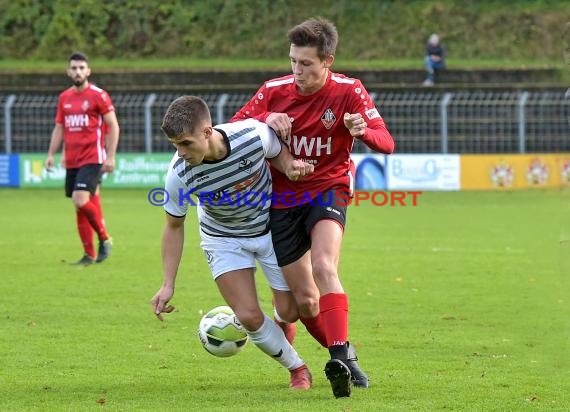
left=321, top=108, right=336, bottom=130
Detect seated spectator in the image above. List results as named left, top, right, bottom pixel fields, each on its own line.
left=423, top=33, right=445, bottom=86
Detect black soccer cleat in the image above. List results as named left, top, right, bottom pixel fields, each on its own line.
left=71, top=254, right=95, bottom=266
left=96, top=238, right=112, bottom=263
left=324, top=359, right=352, bottom=398
left=347, top=342, right=369, bottom=388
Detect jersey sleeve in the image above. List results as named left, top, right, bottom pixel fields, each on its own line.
left=163, top=159, right=188, bottom=218
left=257, top=122, right=282, bottom=159
left=230, top=84, right=271, bottom=123
left=97, top=90, right=115, bottom=116
left=55, top=94, right=64, bottom=124
left=349, top=80, right=395, bottom=154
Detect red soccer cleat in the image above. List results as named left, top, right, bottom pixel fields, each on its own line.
left=289, top=364, right=312, bottom=390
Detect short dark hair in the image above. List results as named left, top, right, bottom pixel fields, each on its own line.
left=161, top=96, right=211, bottom=139
left=287, top=17, right=338, bottom=60
left=68, top=52, right=89, bottom=63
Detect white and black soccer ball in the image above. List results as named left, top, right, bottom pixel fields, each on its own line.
left=198, top=306, right=248, bottom=357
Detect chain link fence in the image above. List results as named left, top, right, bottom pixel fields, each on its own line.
left=1, top=90, right=568, bottom=154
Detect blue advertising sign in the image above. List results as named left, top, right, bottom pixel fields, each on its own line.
left=0, top=154, right=19, bottom=187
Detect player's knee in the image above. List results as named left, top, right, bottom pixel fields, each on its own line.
left=311, top=256, right=337, bottom=284
left=275, top=303, right=299, bottom=323
left=72, top=193, right=89, bottom=208
left=296, top=293, right=320, bottom=318
left=234, top=307, right=264, bottom=332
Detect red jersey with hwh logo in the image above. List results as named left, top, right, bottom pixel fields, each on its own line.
left=231, top=71, right=395, bottom=208
left=55, top=84, right=115, bottom=168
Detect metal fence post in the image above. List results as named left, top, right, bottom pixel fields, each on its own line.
left=215, top=94, right=229, bottom=125
left=440, top=93, right=453, bottom=154
left=517, top=91, right=529, bottom=153
left=4, top=94, right=16, bottom=153
left=144, top=93, right=157, bottom=154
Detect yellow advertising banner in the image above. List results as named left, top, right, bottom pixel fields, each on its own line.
left=461, top=154, right=570, bottom=190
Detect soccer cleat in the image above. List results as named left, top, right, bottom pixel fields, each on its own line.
left=289, top=364, right=312, bottom=390
left=96, top=238, right=112, bottom=263
left=347, top=342, right=369, bottom=388
left=72, top=254, right=95, bottom=266
left=324, top=359, right=351, bottom=398
left=275, top=319, right=296, bottom=345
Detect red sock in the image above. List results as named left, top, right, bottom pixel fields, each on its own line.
left=319, top=293, right=348, bottom=347
left=76, top=210, right=95, bottom=258
left=78, top=201, right=109, bottom=241
left=299, top=313, right=328, bottom=348
left=90, top=194, right=107, bottom=233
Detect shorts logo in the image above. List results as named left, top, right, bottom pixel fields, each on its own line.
left=325, top=206, right=341, bottom=215
left=321, top=108, right=336, bottom=130
left=204, top=250, right=214, bottom=264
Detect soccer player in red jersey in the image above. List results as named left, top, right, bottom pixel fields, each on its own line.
left=231, top=17, right=395, bottom=398
left=45, top=52, right=120, bottom=265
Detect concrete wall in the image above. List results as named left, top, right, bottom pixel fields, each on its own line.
left=0, top=69, right=563, bottom=93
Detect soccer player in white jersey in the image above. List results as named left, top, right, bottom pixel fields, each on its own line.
left=150, top=96, right=314, bottom=389
left=232, top=17, right=395, bottom=397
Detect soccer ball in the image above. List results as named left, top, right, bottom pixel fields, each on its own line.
left=198, top=306, right=248, bottom=357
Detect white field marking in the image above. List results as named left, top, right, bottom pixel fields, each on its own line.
left=378, top=246, right=527, bottom=254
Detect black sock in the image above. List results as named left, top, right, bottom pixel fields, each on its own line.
left=328, top=344, right=348, bottom=362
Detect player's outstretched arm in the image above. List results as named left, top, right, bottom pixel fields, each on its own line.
left=151, top=213, right=185, bottom=321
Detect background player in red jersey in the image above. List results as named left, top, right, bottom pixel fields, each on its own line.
left=45, top=52, right=120, bottom=265
left=232, top=17, right=395, bottom=398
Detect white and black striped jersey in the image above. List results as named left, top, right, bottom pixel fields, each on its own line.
left=164, top=119, right=282, bottom=237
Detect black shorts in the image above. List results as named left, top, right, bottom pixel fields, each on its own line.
left=65, top=164, right=103, bottom=198
left=270, top=189, right=348, bottom=267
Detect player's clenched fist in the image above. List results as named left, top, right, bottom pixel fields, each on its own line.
left=344, top=112, right=367, bottom=138
left=286, top=160, right=314, bottom=181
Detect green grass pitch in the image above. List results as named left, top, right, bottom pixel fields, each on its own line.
left=1, top=188, right=569, bottom=411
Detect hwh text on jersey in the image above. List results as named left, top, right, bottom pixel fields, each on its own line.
left=282, top=135, right=331, bottom=157
left=65, top=114, right=89, bottom=130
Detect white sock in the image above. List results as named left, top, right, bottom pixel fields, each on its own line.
left=273, top=307, right=287, bottom=323
left=246, top=314, right=304, bottom=370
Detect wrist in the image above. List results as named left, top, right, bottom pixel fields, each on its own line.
left=357, top=128, right=368, bottom=140
left=162, top=278, right=176, bottom=289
